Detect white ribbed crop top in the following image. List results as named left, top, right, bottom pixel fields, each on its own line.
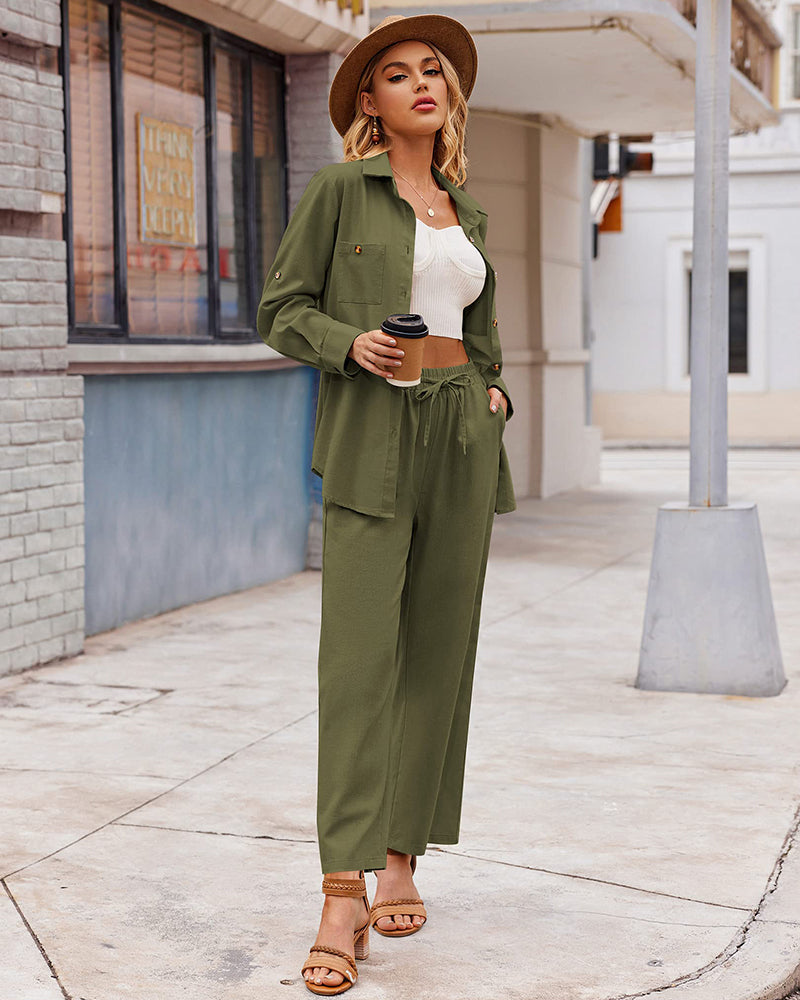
left=408, top=217, right=486, bottom=341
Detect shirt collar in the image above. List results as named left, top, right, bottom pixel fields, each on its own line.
left=361, top=151, right=485, bottom=229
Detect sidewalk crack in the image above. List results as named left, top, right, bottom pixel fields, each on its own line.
left=602, top=798, right=800, bottom=998
left=1, top=879, right=71, bottom=999
left=434, top=848, right=750, bottom=912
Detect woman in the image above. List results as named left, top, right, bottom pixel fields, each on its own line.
left=257, top=13, right=515, bottom=994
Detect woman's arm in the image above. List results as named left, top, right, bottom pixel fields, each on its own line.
left=256, top=168, right=362, bottom=378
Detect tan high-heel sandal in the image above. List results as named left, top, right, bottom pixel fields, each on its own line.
left=370, top=855, right=427, bottom=938
left=301, top=873, right=370, bottom=996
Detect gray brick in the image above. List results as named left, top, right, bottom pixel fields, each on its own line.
left=0, top=303, right=17, bottom=325
left=37, top=635, right=65, bottom=663
left=50, top=526, right=76, bottom=549
left=25, top=485, right=55, bottom=511
left=11, top=643, right=40, bottom=670
left=0, top=535, right=24, bottom=561
left=52, top=441, right=79, bottom=463
left=51, top=397, right=81, bottom=418
left=63, top=630, right=83, bottom=657
left=10, top=422, right=38, bottom=445
left=38, top=548, right=65, bottom=574
left=38, top=106, right=62, bottom=130
left=11, top=600, right=38, bottom=627
left=0, top=119, right=25, bottom=144
left=37, top=507, right=64, bottom=530
left=23, top=398, right=52, bottom=421
left=64, top=546, right=82, bottom=570
left=36, top=420, right=63, bottom=443
left=49, top=611, right=78, bottom=638
left=0, top=580, right=26, bottom=606
left=25, top=572, right=59, bottom=600
left=0, top=281, right=28, bottom=303
left=0, top=61, right=36, bottom=83
left=52, top=483, right=81, bottom=506
left=0, top=625, right=26, bottom=654
left=24, top=617, right=52, bottom=644
left=63, top=505, right=83, bottom=527
left=0, top=399, right=25, bottom=422
left=8, top=378, right=36, bottom=398
left=10, top=553, right=38, bottom=581
left=11, top=465, right=47, bottom=491
left=63, top=418, right=83, bottom=441
left=63, top=376, right=83, bottom=396
left=10, top=511, right=38, bottom=535
left=63, top=587, right=82, bottom=612
left=23, top=530, right=51, bottom=556
left=37, top=591, right=63, bottom=618
left=0, top=515, right=8, bottom=539
left=26, top=442, right=54, bottom=465
left=0, top=491, right=26, bottom=516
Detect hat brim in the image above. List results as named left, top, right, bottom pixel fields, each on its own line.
left=328, top=14, right=478, bottom=138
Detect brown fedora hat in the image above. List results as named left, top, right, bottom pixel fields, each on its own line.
left=328, top=13, right=478, bottom=138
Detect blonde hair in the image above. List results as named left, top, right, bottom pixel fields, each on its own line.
left=341, top=42, right=468, bottom=187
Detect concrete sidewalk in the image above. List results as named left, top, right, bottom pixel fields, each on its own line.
left=2, top=449, right=800, bottom=1000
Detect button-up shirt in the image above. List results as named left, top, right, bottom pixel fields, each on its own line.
left=256, top=151, right=515, bottom=518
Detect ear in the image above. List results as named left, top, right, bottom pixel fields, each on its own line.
left=360, top=91, right=378, bottom=116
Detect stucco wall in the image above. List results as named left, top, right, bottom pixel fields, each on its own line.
left=83, top=368, right=313, bottom=635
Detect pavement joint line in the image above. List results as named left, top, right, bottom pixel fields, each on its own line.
left=482, top=545, right=647, bottom=629
left=433, top=849, right=751, bottom=912
left=1, top=878, right=70, bottom=1000
left=0, top=766, right=182, bottom=780
left=602, top=799, right=800, bottom=1000
left=3, top=707, right=318, bottom=880
left=113, top=821, right=316, bottom=843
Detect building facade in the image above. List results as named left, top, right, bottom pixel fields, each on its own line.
left=0, top=0, right=363, bottom=675
left=591, top=0, right=799, bottom=443
left=0, top=0, right=782, bottom=677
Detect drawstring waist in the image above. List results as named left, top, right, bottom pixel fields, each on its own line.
left=414, top=363, right=479, bottom=455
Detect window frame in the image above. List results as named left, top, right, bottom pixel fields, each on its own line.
left=664, top=236, right=767, bottom=393
left=62, top=0, right=287, bottom=345
left=789, top=6, right=800, bottom=104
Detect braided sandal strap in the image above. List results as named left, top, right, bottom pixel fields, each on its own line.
left=302, top=945, right=357, bottom=984
left=321, top=877, right=366, bottom=898
left=370, top=898, right=427, bottom=923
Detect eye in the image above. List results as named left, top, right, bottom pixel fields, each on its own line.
left=424, top=68, right=441, bottom=76
left=388, top=73, right=407, bottom=83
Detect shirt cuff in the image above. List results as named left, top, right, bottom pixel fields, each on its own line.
left=321, top=320, right=363, bottom=378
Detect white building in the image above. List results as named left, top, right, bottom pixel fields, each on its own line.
left=591, top=0, right=800, bottom=444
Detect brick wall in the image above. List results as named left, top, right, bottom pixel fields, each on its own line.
left=0, top=3, right=85, bottom=676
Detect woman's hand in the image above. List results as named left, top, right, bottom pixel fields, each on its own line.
left=348, top=329, right=405, bottom=379
left=488, top=387, right=508, bottom=417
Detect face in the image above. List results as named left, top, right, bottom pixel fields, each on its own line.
left=360, top=39, right=449, bottom=139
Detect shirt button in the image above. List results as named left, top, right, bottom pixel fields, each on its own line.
left=492, top=318, right=498, bottom=327
left=468, top=236, right=475, bottom=243
left=274, top=271, right=281, bottom=279
left=355, top=245, right=362, bottom=254
left=492, top=363, right=501, bottom=371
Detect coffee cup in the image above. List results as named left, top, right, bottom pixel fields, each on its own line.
left=380, top=314, right=429, bottom=387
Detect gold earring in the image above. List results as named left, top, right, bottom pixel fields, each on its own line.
left=371, top=115, right=380, bottom=144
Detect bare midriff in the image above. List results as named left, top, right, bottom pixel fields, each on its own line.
left=422, top=335, right=469, bottom=368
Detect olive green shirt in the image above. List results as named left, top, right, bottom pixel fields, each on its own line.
left=256, top=151, right=516, bottom=518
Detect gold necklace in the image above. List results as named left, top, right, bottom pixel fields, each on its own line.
left=392, top=168, right=441, bottom=218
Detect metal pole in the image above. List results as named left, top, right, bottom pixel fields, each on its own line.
left=689, top=0, right=730, bottom=507
left=636, top=0, right=785, bottom=695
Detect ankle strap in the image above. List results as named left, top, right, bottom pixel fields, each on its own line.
left=322, top=876, right=366, bottom=897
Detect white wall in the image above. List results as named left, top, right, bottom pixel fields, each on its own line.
left=591, top=28, right=800, bottom=443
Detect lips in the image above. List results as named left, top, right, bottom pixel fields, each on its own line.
left=412, top=98, right=437, bottom=110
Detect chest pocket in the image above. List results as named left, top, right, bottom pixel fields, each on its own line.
left=335, top=241, right=386, bottom=305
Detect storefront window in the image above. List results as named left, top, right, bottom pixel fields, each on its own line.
left=252, top=60, right=285, bottom=289
left=64, top=0, right=286, bottom=342
left=216, top=49, right=248, bottom=330
left=68, top=0, right=115, bottom=326
left=122, top=5, right=208, bottom=338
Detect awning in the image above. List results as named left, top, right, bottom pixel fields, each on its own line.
left=371, top=0, right=780, bottom=134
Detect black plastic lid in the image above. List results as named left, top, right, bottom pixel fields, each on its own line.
left=380, top=313, right=429, bottom=338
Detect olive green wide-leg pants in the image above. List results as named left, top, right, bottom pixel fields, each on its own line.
left=316, top=362, right=505, bottom=874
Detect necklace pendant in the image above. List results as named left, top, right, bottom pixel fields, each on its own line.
left=427, top=207, right=435, bottom=217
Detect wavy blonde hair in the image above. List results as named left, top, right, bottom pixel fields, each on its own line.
left=341, top=42, right=469, bottom=187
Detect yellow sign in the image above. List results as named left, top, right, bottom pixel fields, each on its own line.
left=137, top=114, right=197, bottom=246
